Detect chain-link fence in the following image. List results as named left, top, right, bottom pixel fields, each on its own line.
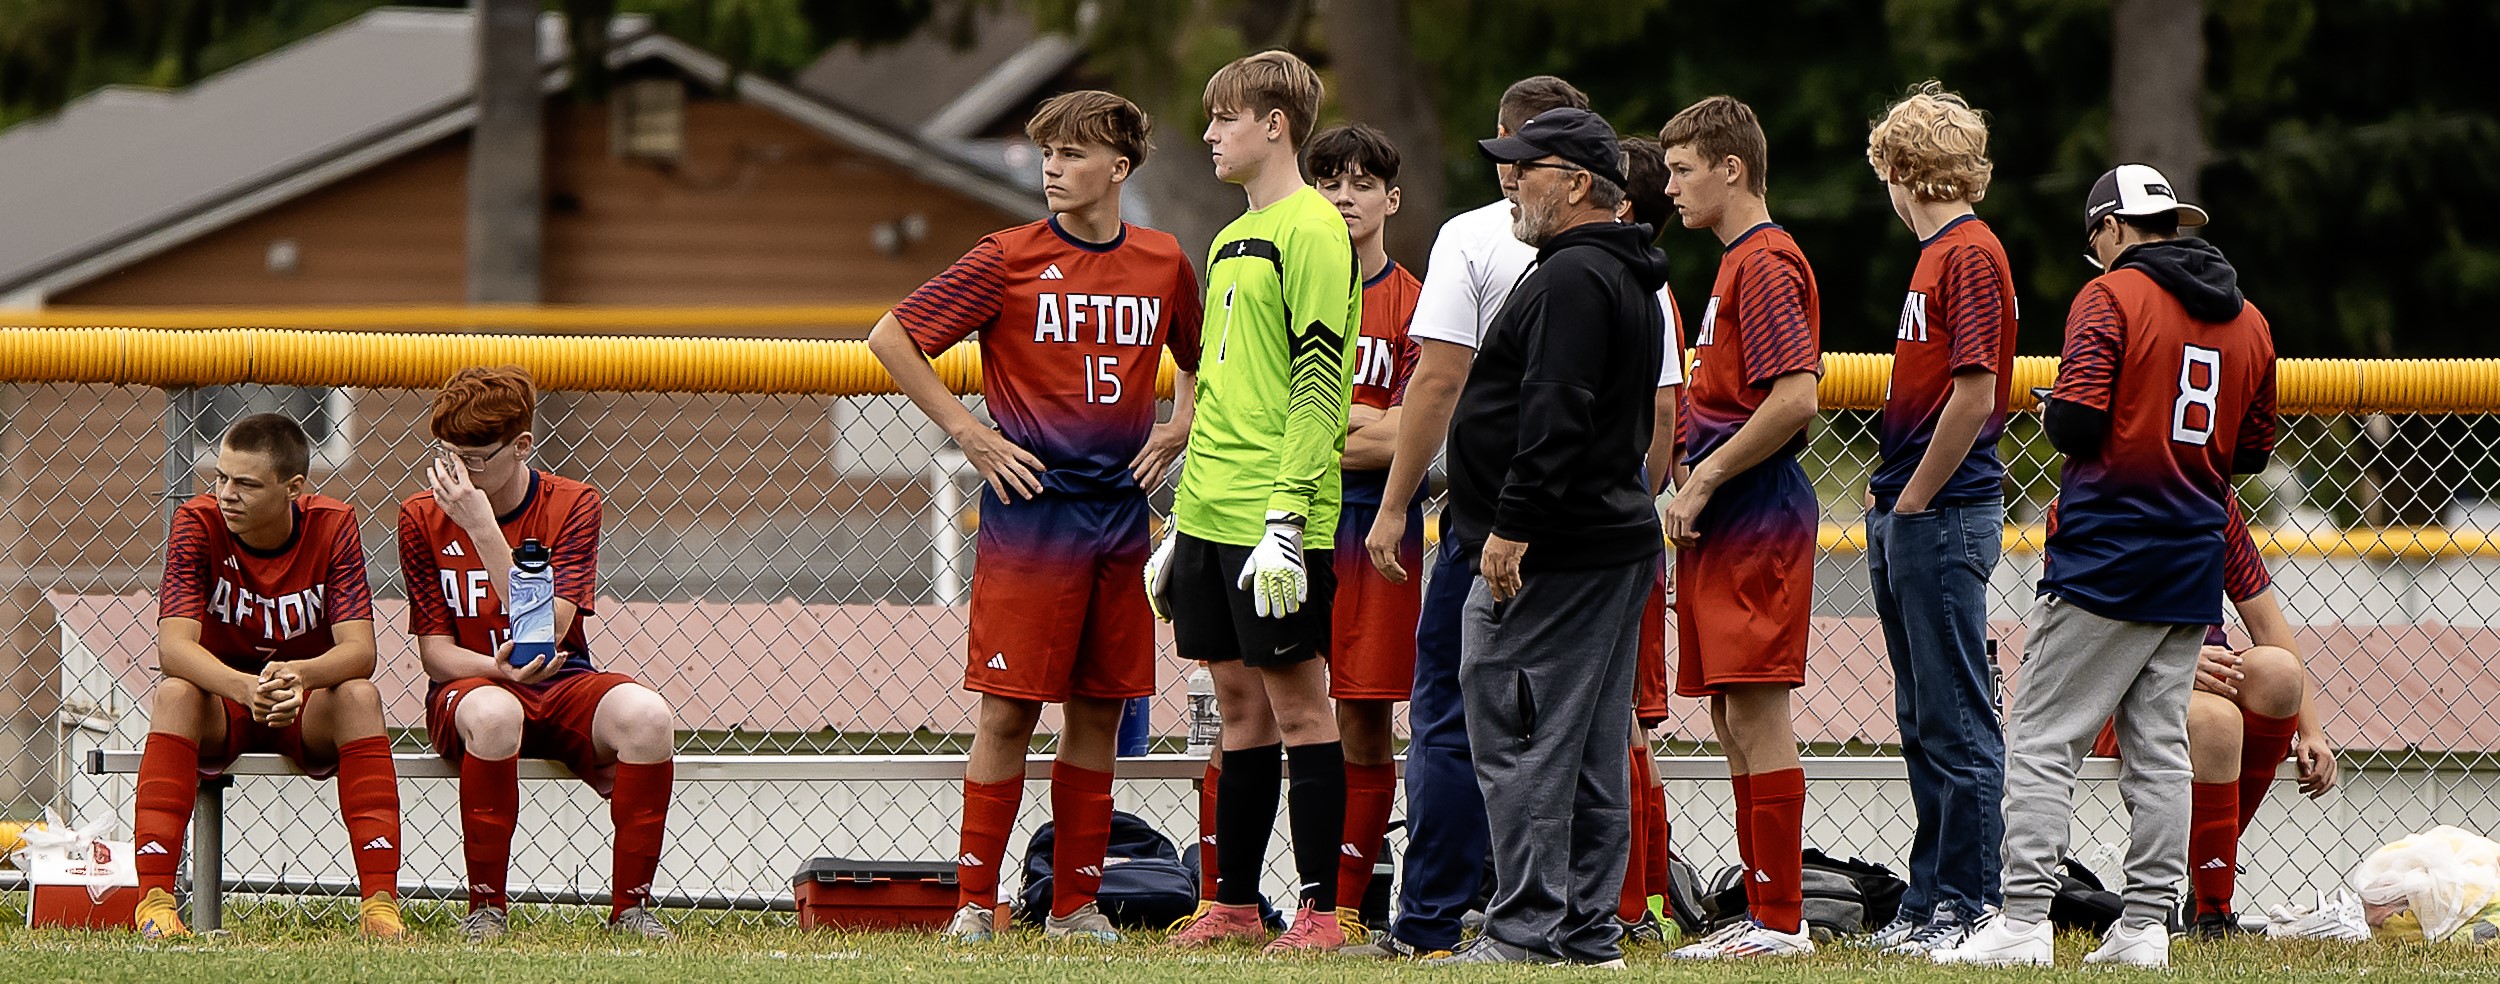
left=7, top=330, right=2500, bottom=927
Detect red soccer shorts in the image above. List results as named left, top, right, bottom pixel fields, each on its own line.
left=963, top=493, right=1155, bottom=703
left=203, top=697, right=334, bottom=779
left=428, top=670, right=640, bottom=796
left=1328, top=500, right=1422, bottom=701
left=1636, top=560, right=1671, bottom=725
left=1675, top=459, right=1815, bottom=697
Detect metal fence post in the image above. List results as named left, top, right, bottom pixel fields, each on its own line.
left=191, top=775, right=228, bottom=930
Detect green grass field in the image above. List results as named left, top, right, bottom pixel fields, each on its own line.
left=0, top=902, right=2493, bottom=983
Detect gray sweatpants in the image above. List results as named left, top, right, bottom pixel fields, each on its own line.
left=1999, top=593, right=2204, bottom=927
left=1460, top=558, right=1649, bottom=963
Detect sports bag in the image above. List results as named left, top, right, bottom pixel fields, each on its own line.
left=1017, top=811, right=1200, bottom=928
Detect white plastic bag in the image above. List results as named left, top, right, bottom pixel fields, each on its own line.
left=2349, top=824, right=2500, bottom=942
left=12, top=808, right=138, bottom=926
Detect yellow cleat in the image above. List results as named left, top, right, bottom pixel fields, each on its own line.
left=358, top=892, right=407, bottom=939
left=134, top=887, right=190, bottom=939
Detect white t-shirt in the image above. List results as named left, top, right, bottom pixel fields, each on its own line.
left=1408, top=199, right=1686, bottom=387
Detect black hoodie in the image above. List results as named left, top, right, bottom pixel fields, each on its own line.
left=2043, top=236, right=2267, bottom=470
left=1446, top=220, right=1668, bottom=572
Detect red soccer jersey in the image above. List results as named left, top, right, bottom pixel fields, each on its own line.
left=1342, top=260, right=1423, bottom=509
left=1873, top=215, right=2019, bottom=503
left=891, top=217, right=1206, bottom=496
left=1682, top=223, right=1823, bottom=464
left=2221, top=495, right=2271, bottom=604
left=2043, top=266, right=2277, bottom=624
left=397, top=471, right=601, bottom=679
left=159, top=493, right=374, bottom=672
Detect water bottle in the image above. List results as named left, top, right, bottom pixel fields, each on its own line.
left=507, top=538, right=556, bottom=667
left=1185, top=663, right=1220, bottom=757
left=1117, top=695, right=1151, bottom=756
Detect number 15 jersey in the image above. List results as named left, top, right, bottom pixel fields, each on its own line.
left=892, top=216, right=1205, bottom=497
left=2044, top=252, right=2276, bottom=625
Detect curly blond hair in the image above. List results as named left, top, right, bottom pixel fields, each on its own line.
left=1867, top=81, right=1993, bottom=204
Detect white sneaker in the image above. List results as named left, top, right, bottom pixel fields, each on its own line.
left=1931, top=914, right=2052, bottom=966
left=2084, top=921, right=2171, bottom=968
left=942, top=902, right=995, bottom=942
left=1884, top=913, right=1973, bottom=955
left=1668, top=920, right=1749, bottom=960
left=1859, top=912, right=1923, bottom=949
left=1674, top=920, right=1814, bottom=960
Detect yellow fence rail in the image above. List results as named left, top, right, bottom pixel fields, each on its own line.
left=3, top=324, right=2500, bottom=412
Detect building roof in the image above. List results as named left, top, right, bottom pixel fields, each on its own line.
left=794, top=2, right=1080, bottom=142
left=0, top=7, right=1041, bottom=303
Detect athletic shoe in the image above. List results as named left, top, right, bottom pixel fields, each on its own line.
left=2084, top=921, right=2170, bottom=968
left=2265, top=889, right=2369, bottom=942
left=1166, top=899, right=1215, bottom=933
left=1333, top=908, right=1371, bottom=945
left=1858, top=912, right=1922, bottom=949
left=1931, top=913, right=2052, bottom=966
left=357, top=892, right=407, bottom=939
left=1168, top=901, right=1268, bottom=948
left=942, top=902, right=995, bottom=943
left=1667, top=920, right=1749, bottom=959
left=1622, top=911, right=1668, bottom=946
left=1333, top=931, right=1451, bottom=960
left=1043, top=901, right=1121, bottom=943
left=1700, top=920, right=1816, bottom=959
left=608, top=906, right=674, bottom=942
left=1884, top=912, right=1971, bottom=956
left=2191, top=908, right=2252, bottom=940
left=458, top=905, right=509, bottom=943
left=1262, top=904, right=1346, bottom=954
left=1418, top=937, right=1562, bottom=966
left=134, top=887, right=190, bottom=939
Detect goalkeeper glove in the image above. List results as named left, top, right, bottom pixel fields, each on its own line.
left=1236, top=511, right=1307, bottom=619
left=1144, top=529, right=1177, bottom=622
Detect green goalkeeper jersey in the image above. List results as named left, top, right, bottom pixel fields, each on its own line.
left=1174, top=185, right=1362, bottom=545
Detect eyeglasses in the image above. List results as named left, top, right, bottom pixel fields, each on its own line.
left=1510, top=160, right=1585, bottom=178
left=430, top=438, right=514, bottom=471
left=2082, top=220, right=2108, bottom=271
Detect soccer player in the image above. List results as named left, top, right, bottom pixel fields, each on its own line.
left=1859, top=81, right=2019, bottom=955
left=399, top=366, right=679, bottom=942
left=1152, top=49, right=1359, bottom=954
left=866, top=89, right=1203, bottom=944
left=1936, top=164, right=2276, bottom=968
left=2086, top=500, right=2338, bottom=938
left=1306, top=121, right=1421, bottom=938
left=1658, top=94, right=1824, bottom=960
left=1353, top=76, right=1688, bottom=962
left=136, top=413, right=403, bottom=938
left=1615, top=133, right=1686, bottom=945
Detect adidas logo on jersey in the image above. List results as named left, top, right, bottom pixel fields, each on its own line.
left=137, top=841, right=169, bottom=856
left=957, top=853, right=985, bottom=867
left=442, top=541, right=466, bottom=557
left=986, top=653, right=1008, bottom=671
left=222, top=556, right=241, bottom=570
left=1040, top=263, right=1066, bottom=280
left=362, top=836, right=394, bottom=851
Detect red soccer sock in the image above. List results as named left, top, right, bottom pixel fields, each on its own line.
left=1335, top=761, right=1398, bottom=913
left=1049, top=762, right=1115, bottom=918
left=133, top=732, right=200, bottom=895
left=1748, top=768, right=1806, bottom=933
left=2190, top=780, right=2242, bottom=916
left=334, top=736, right=402, bottom=899
left=1731, top=772, right=1758, bottom=878
left=1198, top=762, right=1221, bottom=901
left=460, top=753, right=520, bottom=911
left=2238, top=711, right=2302, bottom=832
left=610, top=759, right=673, bottom=918
left=1620, top=744, right=1652, bottom=922
left=1639, top=750, right=1675, bottom=899
left=957, top=777, right=1023, bottom=910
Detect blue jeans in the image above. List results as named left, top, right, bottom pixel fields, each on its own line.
left=1392, top=535, right=1488, bottom=950
left=1867, top=499, right=2006, bottom=922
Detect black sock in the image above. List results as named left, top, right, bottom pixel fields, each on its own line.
left=1213, top=741, right=1282, bottom=907
left=1286, top=740, right=1346, bottom=911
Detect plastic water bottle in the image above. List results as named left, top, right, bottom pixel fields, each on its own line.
left=1117, top=695, right=1151, bottom=757
left=1185, top=664, right=1220, bottom=757
left=507, top=538, right=556, bottom=667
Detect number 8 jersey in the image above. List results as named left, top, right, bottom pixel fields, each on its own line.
left=2043, top=240, right=2276, bottom=625
left=891, top=216, right=1205, bottom=497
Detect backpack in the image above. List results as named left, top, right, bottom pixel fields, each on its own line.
left=1698, top=849, right=1908, bottom=941
left=2050, top=856, right=2124, bottom=934
left=1017, top=811, right=1200, bottom=929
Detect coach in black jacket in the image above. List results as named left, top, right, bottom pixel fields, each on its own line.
left=1432, top=107, right=1667, bottom=968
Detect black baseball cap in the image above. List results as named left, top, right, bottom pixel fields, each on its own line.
left=1478, top=107, right=1626, bottom=191
left=2083, top=163, right=2210, bottom=232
